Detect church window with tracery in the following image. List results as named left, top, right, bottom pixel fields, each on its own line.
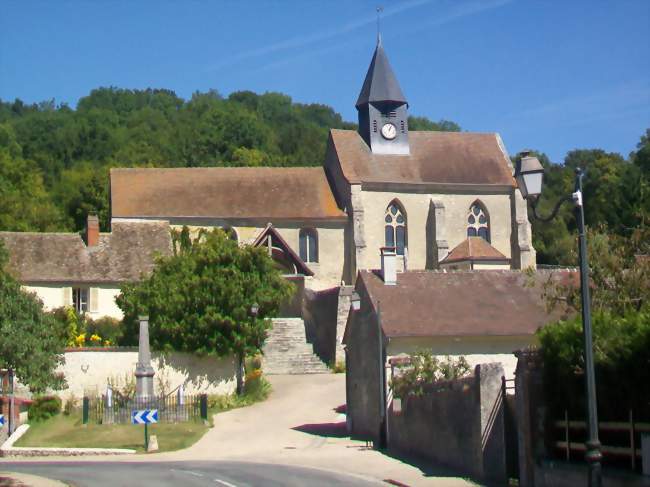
left=384, top=202, right=407, bottom=255
left=467, top=202, right=490, bottom=242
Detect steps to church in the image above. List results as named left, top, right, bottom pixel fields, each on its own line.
left=262, top=318, right=330, bottom=375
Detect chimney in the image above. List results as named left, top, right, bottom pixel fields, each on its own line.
left=380, top=247, right=397, bottom=285
left=85, top=214, right=99, bottom=247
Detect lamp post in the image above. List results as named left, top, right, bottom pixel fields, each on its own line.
left=516, top=152, right=602, bottom=487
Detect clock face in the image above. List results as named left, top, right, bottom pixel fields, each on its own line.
left=381, top=122, right=397, bottom=140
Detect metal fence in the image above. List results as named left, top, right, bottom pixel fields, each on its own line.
left=84, top=393, right=205, bottom=425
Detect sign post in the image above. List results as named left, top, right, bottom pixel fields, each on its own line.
left=131, top=409, right=158, bottom=451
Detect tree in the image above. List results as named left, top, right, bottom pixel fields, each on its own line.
left=0, top=242, right=67, bottom=392
left=116, top=228, right=294, bottom=394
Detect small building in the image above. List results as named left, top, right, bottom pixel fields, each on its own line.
left=0, top=217, right=172, bottom=319
left=343, top=249, right=570, bottom=443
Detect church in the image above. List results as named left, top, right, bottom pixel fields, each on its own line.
left=110, top=38, right=535, bottom=289
left=0, top=38, right=540, bottom=371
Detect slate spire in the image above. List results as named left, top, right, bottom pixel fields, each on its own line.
left=355, top=38, right=407, bottom=109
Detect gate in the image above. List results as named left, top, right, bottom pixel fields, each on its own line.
left=502, top=376, right=520, bottom=481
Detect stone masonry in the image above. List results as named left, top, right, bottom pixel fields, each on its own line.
left=262, top=318, right=330, bottom=374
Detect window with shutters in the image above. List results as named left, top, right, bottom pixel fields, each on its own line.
left=298, top=229, right=318, bottom=263
left=384, top=201, right=407, bottom=255
left=73, top=287, right=89, bottom=314
left=467, top=201, right=490, bottom=242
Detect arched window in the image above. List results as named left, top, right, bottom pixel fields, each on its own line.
left=385, top=201, right=407, bottom=255
left=467, top=202, right=490, bottom=242
left=299, top=229, right=318, bottom=263
left=221, top=227, right=239, bottom=243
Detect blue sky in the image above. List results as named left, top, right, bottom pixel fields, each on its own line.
left=1, top=0, right=648, bottom=162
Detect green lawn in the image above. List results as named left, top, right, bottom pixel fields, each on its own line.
left=15, top=413, right=209, bottom=453
left=15, top=375, right=271, bottom=453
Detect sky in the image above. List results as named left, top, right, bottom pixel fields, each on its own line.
left=1, top=0, right=649, bottom=162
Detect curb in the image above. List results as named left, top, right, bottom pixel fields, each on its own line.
left=0, top=424, right=136, bottom=457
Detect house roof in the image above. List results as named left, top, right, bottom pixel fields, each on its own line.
left=110, top=167, right=347, bottom=221
left=0, top=221, right=172, bottom=283
left=356, top=39, right=407, bottom=108
left=355, top=270, right=573, bottom=338
left=441, top=237, right=509, bottom=264
left=329, top=129, right=516, bottom=187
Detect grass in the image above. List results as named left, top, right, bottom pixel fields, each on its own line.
left=15, top=413, right=209, bottom=453
left=15, top=374, right=272, bottom=453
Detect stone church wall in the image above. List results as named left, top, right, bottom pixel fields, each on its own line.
left=172, top=222, right=346, bottom=290
left=356, top=189, right=514, bottom=271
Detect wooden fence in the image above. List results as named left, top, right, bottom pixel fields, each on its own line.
left=553, top=410, right=650, bottom=471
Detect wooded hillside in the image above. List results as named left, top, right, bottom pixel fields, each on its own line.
left=0, top=87, right=647, bottom=265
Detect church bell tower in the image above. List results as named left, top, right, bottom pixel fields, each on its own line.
left=356, top=37, right=409, bottom=155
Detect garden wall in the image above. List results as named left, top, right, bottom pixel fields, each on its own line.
left=59, top=349, right=236, bottom=398
left=387, top=363, right=507, bottom=484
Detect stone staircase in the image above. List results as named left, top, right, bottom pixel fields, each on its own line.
left=262, top=318, right=331, bottom=374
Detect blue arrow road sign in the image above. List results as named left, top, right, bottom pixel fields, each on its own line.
left=0, top=414, right=4, bottom=426
left=131, top=409, right=158, bottom=424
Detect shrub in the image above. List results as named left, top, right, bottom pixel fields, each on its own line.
left=390, top=351, right=471, bottom=398
left=63, top=393, right=78, bottom=416
left=28, top=395, right=62, bottom=422
left=537, top=310, right=650, bottom=420
left=331, top=361, right=346, bottom=374
left=85, top=316, right=123, bottom=345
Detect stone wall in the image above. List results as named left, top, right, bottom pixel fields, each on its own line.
left=302, top=286, right=340, bottom=365
left=387, top=363, right=507, bottom=485
left=59, top=349, right=236, bottom=398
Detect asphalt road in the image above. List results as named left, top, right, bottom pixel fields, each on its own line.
left=1, top=461, right=382, bottom=487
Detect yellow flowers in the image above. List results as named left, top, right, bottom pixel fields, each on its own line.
left=74, top=333, right=86, bottom=347
left=70, top=333, right=107, bottom=348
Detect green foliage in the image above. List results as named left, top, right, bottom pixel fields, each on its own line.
left=537, top=311, right=650, bottom=419
left=390, top=351, right=471, bottom=398
left=47, top=307, right=122, bottom=346
left=514, top=134, right=650, bottom=265
left=28, top=395, right=62, bottom=422
left=207, top=374, right=271, bottom=412
left=330, top=360, right=346, bottom=374
left=542, top=226, right=649, bottom=316
left=116, top=227, right=294, bottom=358
left=0, top=88, right=456, bottom=233
left=0, top=242, right=67, bottom=392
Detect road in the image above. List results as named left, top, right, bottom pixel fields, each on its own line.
left=1, top=375, right=475, bottom=486
left=1, top=461, right=380, bottom=486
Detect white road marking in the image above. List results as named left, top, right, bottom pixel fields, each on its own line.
left=171, top=468, right=204, bottom=477
left=214, top=478, right=238, bottom=487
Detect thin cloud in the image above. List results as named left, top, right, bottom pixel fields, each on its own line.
left=204, top=0, right=433, bottom=73
left=250, top=0, right=514, bottom=75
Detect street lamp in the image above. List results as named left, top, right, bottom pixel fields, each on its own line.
left=516, top=151, right=602, bottom=487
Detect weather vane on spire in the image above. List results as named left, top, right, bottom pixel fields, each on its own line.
left=376, top=6, right=384, bottom=44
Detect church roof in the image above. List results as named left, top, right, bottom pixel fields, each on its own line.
left=351, top=270, right=573, bottom=339
left=441, top=237, right=509, bottom=264
left=0, top=221, right=172, bottom=283
left=110, top=167, right=347, bottom=222
left=328, top=129, right=516, bottom=187
left=356, top=40, right=407, bottom=108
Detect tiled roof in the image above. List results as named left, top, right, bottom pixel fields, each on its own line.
left=441, top=237, right=509, bottom=264
left=110, top=167, right=347, bottom=221
left=329, top=130, right=515, bottom=187
left=356, top=270, right=574, bottom=338
left=0, top=221, right=172, bottom=283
